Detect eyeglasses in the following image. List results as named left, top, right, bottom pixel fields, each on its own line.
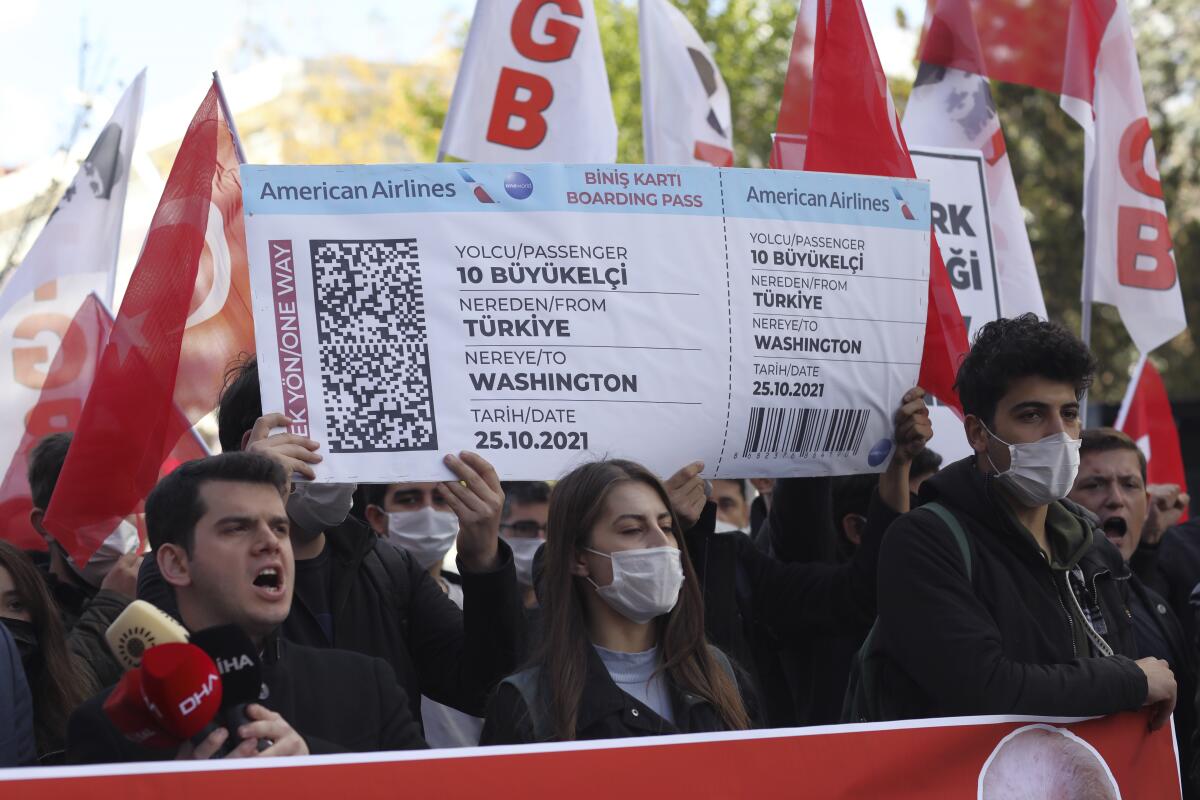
left=500, top=521, right=547, bottom=537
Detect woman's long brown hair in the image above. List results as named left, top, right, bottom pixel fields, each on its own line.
left=0, top=541, right=97, bottom=756
left=532, top=459, right=749, bottom=740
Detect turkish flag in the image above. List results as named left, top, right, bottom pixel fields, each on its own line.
left=776, top=0, right=969, bottom=411
left=42, top=85, right=224, bottom=565
left=0, top=294, right=208, bottom=551
left=1116, top=357, right=1188, bottom=521
left=175, top=89, right=255, bottom=422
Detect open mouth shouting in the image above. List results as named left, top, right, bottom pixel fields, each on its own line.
left=1100, top=515, right=1128, bottom=545
left=252, top=564, right=286, bottom=600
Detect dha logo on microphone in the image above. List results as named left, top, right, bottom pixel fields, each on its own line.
left=179, top=674, right=220, bottom=716
left=503, top=172, right=533, bottom=200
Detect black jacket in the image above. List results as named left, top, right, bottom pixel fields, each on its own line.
left=684, top=480, right=885, bottom=727
left=875, top=457, right=1146, bottom=720
left=480, top=645, right=749, bottom=744
left=767, top=483, right=898, bottom=726
left=35, top=561, right=128, bottom=689
left=1134, top=518, right=1200, bottom=649
left=65, top=637, right=425, bottom=763
left=137, top=517, right=523, bottom=721
left=1125, top=574, right=1197, bottom=798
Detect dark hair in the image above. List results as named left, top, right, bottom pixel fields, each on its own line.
left=217, top=355, right=261, bottom=453
left=954, top=314, right=1096, bottom=427
left=27, top=432, right=73, bottom=511
left=1080, top=428, right=1147, bottom=482
left=501, top=481, right=551, bottom=518
left=711, top=478, right=750, bottom=502
left=362, top=483, right=390, bottom=509
left=832, top=474, right=878, bottom=525
left=146, top=452, right=287, bottom=553
left=0, top=541, right=96, bottom=756
left=533, top=459, right=749, bottom=740
left=909, top=447, right=943, bottom=479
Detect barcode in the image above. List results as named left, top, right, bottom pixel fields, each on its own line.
left=741, top=407, right=871, bottom=458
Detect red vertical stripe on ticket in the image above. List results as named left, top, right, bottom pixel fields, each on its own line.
left=269, top=240, right=311, bottom=437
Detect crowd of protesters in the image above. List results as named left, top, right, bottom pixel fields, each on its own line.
left=0, top=314, right=1196, bottom=794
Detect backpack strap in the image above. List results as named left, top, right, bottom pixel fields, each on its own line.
left=921, top=501, right=972, bottom=582
left=499, top=668, right=550, bottom=742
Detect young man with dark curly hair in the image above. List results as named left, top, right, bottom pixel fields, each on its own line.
left=871, top=314, right=1176, bottom=725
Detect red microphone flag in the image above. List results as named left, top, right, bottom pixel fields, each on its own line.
left=776, top=0, right=969, bottom=411
left=42, top=85, right=224, bottom=566
left=1116, top=357, right=1189, bottom=522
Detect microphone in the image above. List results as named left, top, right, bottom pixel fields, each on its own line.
left=190, top=625, right=269, bottom=754
left=102, top=666, right=182, bottom=749
left=138, top=643, right=223, bottom=740
left=105, top=599, right=191, bottom=669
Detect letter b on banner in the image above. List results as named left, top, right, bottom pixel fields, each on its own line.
left=1117, top=117, right=1176, bottom=290
left=487, top=0, right=583, bottom=150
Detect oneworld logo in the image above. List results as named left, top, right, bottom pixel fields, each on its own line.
left=504, top=171, right=533, bottom=200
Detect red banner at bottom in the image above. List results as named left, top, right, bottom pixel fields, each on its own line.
left=0, top=711, right=1179, bottom=799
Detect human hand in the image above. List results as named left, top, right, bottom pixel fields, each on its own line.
left=1143, top=484, right=1189, bottom=547
left=664, top=461, right=706, bottom=531
left=1136, top=656, right=1177, bottom=731
left=442, top=452, right=504, bottom=573
left=891, top=387, right=932, bottom=464
left=99, top=552, right=143, bottom=600
left=245, top=413, right=322, bottom=482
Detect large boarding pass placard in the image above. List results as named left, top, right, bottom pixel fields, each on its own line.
left=241, top=164, right=930, bottom=482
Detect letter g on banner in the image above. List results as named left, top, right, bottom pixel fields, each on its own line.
left=487, top=1, right=584, bottom=150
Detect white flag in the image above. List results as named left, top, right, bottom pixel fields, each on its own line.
left=901, top=0, right=1046, bottom=319
left=1061, top=1, right=1185, bottom=354
left=0, top=70, right=144, bottom=473
left=439, top=0, right=616, bottom=163
left=639, top=0, right=733, bottom=166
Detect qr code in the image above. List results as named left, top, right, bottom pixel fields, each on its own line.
left=310, top=239, right=437, bottom=453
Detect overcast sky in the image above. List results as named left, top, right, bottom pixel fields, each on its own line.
left=0, top=0, right=924, bottom=168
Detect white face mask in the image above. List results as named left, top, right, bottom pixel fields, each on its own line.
left=585, top=546, right=684, bottom=624
left=713, top=519, right=745, bottom=535
left=66, top=519, right=140, bottom=589
left=503, top=536, right=542, bottom=588
left=984, top=427, right=1082, bottom=508
left=287, top=482, right=356, bottom=542
left=384, top=507, right=459, bottom=569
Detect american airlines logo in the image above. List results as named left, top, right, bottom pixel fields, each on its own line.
left=217, top=654, right=255, bottom=673
left=179, top=674, right=220, bottom=716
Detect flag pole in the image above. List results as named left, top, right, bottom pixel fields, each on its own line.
left=212, top=71, right=248, bottom=165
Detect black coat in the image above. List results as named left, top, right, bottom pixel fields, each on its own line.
left=1134, top=518, right=1200, bottom=649
left=1124, top=574, right=1197, bottom=798
left=479, top=645, right=749, bottom=744
left=684, top=480, right=884, bottom=727
left=767, top=484, right=898, bottom=726
left=874, top=457, right=1146, bottom=720
left=137, top=517, right=523, bottom=721
left=65, top=638, right=426, bottom=763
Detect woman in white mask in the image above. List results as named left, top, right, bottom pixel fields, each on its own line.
left=481, top=459, right=751, bottom=743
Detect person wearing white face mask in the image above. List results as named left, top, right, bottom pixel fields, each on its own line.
left=365, top=483, right=462, bottom=604
left=868, top=315, right=1175, bottom=728
left=482, top=459, right=752, bottom=744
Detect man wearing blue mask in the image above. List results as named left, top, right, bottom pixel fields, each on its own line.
left=870, top=314, right=1176, bottom=727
